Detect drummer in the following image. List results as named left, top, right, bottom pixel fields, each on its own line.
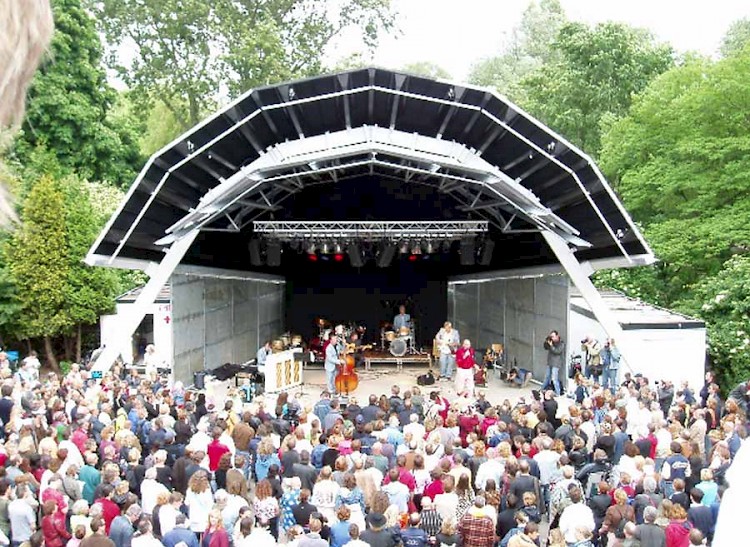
left=393, top=305, right=411, bottom=332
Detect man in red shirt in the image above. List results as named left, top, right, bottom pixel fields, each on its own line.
left=206, top=427, right=230, bottom=472
left=455, top=339, right=476, bottom=397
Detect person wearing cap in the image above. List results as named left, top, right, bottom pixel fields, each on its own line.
left=361, top=513, right=399, bottom=547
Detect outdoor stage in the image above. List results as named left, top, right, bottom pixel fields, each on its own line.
left=88, top=67, right=657, bottom=387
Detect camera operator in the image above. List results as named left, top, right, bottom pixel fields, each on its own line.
left=580, top=336, right=602, bottom=385
left=542, top=330, right=565, bottom=395
left=601, top=338, right=621, bottom=392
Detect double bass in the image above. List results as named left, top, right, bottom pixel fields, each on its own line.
left=335, top=343, right=371, bottom=395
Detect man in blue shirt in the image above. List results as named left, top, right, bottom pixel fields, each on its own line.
left=393, top=305, right=411, bottom=331
left=256, top=340, right=271, bottom=373
left=401, top=513, right=428, bottom=547
left=162, top=514, right=199, bottom=547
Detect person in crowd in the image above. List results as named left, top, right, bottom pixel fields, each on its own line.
left=542, top=330, right=565, bottom=395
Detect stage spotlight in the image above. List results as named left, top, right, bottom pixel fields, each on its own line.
left=248, top=238, right=263, bottom=267
left=333, top=242, right=343, bottom=254
left=377, top=241, right=397, bottom=268
left=305, top=242, right=317, bottom=254
left=266, top=240, right=282, bottom=267
left=424, top=240, right=435, bottom=254
left=321, top=242, right=331, bottom=254
left=347, top=243, right=364, bottom=268
left=307, top=253, right=318, bottom=262
left=441, top=240, right=452, bottom=253
left=333, top=253, right=345, bottom=262
left=478, top=239, right=495, bottom=266
left=399, top=240, right=409, bottom=254
left=460, top=237, right=476, bottom=266
left=411, top=242, right=422, bottom=255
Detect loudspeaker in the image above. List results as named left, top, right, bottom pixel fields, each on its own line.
left=266, top=241, right=282, bottom=267
left=376, top=242, right=396, bottom=268
left=248, top=238, right=263, bottom=267
left=460, top=237, right=476, bottom=266
left=347, top=243, right=364, bottom=268
left=478, top=239, right=495, bottom=266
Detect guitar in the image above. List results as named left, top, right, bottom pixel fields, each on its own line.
left=344, top=343, right=373, bottom=354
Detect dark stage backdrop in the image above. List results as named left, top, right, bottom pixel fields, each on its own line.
left=285, top=260, right=447, bottom=349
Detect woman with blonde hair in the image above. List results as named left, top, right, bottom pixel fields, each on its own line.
left=186, top=471, right=213, bottom=534
left=203, top=508, right=230, bottom=547
left=253, top=479, right=280, bottom=540
left=599, top=488, right=635, bottom=543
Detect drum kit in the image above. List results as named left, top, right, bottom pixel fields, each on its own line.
left=380, top=321, right=418, bottom=357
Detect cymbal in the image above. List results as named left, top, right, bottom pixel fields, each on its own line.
left=315, top=318, right=331, bottom=328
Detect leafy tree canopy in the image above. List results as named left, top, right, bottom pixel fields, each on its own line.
left=469, top=0, right=566, bottom=102
left=521, top=22, right=674, bottom=154
left=14, top=0, right=143, bottom=187
left=90, top=0, right=397, bottom=129
left=401, top=62, right=451, bottom=80
left=720, top=17, right=750, bottom=58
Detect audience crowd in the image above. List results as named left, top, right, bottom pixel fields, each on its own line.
left=0, top=353, right=744, bottom=547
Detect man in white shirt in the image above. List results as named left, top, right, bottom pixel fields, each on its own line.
left=403, top=414, right=426, bottom=441
left=434, top=322, right=460, bottom=380
left=559, top=486, right=595, bottom=544
left=475, top=451, right=505, bottom=491
left=533, top=437, right=560, bottom=514
left=8, top=484, right=36, bottom=545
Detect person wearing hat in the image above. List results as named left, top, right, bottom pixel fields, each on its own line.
left=361, top=512, right=399, bottom=547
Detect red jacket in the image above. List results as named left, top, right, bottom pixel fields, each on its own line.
left=95, top=497, right=121, bottom=533
left=204, top=527, right=229, bottom=547
left=456, top=347, right=475, bottom=370
left=207, top=439, right=230, bottom=472
left=423, top=478, right=444, bottom=501
left=42, top=511, right=71, bottom=547
left=665, top=519, right=692, bottom=547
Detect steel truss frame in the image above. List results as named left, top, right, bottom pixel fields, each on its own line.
left=253, top=220, right=488, bottom=241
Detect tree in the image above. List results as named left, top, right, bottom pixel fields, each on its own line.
left=684, top=256, right=750, bottom=391
left=6, top=174, right=69, bottom=369
left=401, top=62, right=451, bottom=80
left=598, top=50, right=750, bottom=306
left=520, top=22, right=674, bottom=154
left=13, top=0, right=143, bottom=187
left=468, top=0, right=566, bottom=101
left=720, top=18, right=750, bottom=58
left=91, top=0, right=396, bottom=130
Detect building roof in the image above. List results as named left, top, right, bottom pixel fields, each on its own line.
left=87, top=67, right=653, bottom=275
left=116, top=284, right=171, bottom=304
left=571, top=289, right=705, bottom=330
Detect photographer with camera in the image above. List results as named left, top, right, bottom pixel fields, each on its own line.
left=601, top=338, right=621, bottom=392
left=542, top=330, right=565, bottom=395
left=580, top=336, right=602, bottom=385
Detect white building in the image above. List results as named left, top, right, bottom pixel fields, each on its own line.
left=569, top=289, right=706, bottom=391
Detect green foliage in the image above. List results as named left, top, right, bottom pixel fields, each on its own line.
left=137, top=101, right=184, bottom=158
left=14, top=0, right=143, bottom=187
left=720, top=18, right=750, bottom=58
left=401, top=62, right=451, bottom=80
left=91, top=0, right=396, bottom=129
left=682, top=256, right=750, bottom=390
left=599, top=50, right=750, bottom=305
left=7, top=175, right=70, bottom=339
left=521, top=22, right=674, bottom=154
left=468, top=0, right=566, bottom=102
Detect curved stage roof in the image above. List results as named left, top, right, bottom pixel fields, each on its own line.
left=87, top=67, right=654, bottom=275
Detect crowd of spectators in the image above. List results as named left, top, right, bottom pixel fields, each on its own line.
left=0, top=352, right=743, bottom=547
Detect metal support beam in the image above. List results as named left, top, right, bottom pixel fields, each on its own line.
left=542, top=231, right=633, bottom=375
left=92, top=230, right=200, bottom=372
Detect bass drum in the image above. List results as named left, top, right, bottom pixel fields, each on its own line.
left=389, top=338, right=407, bottom=357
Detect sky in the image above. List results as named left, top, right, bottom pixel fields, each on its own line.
left=328, top=0, right=750, bottom=81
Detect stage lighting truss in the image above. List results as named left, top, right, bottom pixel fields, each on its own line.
left=252, top=220, right=489, bottom=243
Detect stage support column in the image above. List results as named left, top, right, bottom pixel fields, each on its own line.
left=542, top=231, right=633, bottom=375
left=92, top=230, right=200, bottom=372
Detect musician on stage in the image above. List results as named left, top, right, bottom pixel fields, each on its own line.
left=256, top=340, right=271, bottom=373
left=434, top=321, right=460, bottom=380
left=393, top=305, right=411, bottom=331
left=348, top=331, right=366, bottom=369
left=455, top=339, right=476, bottom=396
left=324, top=333, right=345, bottom=395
